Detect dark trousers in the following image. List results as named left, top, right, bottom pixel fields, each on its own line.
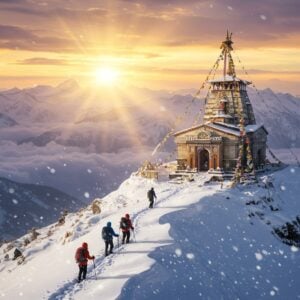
left=78, top=265, right=87, bottom=281
left=105, top=240, right=114, bottom=256
left=122, top=231, right=130, bottom=244
left=149, top=199, right=154, bottom=208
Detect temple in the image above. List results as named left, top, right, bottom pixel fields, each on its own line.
left=174, top=32, right=268, bottom=174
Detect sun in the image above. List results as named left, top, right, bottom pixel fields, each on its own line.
left=94, top=67, right=120, bottom=86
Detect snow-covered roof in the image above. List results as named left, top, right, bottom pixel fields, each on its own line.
left=174, top=124, right=204, bottom=136
left=209, top=75, right=251, bottom=85
left=174, top=122, right=240, bottom=137
left=174, top=122, right=268, bottom=137
left=246, top=124, right=268, bottom=134
left=207, top=122, right=240, bottom=136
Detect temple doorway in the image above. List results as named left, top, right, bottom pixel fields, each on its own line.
left=198, top=149, right=209, bottom=171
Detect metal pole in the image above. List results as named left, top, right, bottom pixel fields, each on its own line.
left=93, top=259, right=97, bottom=280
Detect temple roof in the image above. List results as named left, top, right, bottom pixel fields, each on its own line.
left=174, top=122, right=268, bottom=137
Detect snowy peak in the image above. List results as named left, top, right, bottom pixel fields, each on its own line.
left=56, top=79, right=80, bottom=92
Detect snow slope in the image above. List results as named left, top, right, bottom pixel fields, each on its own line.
left=0, top=166, right=299, bottom=299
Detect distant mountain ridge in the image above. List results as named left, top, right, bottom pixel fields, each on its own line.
left=0, top=176, right=84, bottom=241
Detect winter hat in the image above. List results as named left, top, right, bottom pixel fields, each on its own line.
left=125, top=213, right=130, bottom=218
left=107, top=221, right=112, bottom=227
left=82, top=242, right=88, bottom=249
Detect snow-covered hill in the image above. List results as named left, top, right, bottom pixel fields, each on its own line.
left=0, top=166, right=299, bottom=299
left=0, top=177, right=85, bottom=241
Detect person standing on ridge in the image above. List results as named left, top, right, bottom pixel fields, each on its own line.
left=102, top=221, right=119, bottom=256
left=120, top=213, right=134, bottom=244
left=147, top=187, right=157, bottom=208
left=75, top=242, right=95, bottom=283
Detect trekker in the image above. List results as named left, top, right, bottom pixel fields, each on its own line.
left=75, top=242, right=95, bottom=283
left=147, top=187, right=157, bottom=208
left=120, top=214, right=134, bottom=244
left=102, top=221, right=119, bottom=256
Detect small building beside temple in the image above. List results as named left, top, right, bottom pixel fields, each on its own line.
left=174, top=33, right=268, bottom=173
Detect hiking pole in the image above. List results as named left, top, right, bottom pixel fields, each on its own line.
left=132, top=229, right=136, bottom=242
left=93, top=259, right=97, bottom=280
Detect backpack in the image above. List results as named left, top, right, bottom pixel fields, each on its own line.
left=120, top=217, right=128, bottom=230
left=148, top=190, right=153, bottom=200
left=102, top=226, right=109, bottom=240
left=75, top=247, right=85, bottom=263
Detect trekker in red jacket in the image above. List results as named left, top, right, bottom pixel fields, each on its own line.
left=120, top=213, right=134, bottom=244
left=75, top=242, right=95, bottom=282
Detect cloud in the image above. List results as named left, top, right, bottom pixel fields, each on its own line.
left=0, top=24, right=34, bottom=39
left=16, top=57, right=69, bottom=65
left=0, top=24, right=77, bottom=52
left=1, top=0, right=300, bottom=54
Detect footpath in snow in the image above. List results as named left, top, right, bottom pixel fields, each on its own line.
left=49, top=173, right=216, bottom=299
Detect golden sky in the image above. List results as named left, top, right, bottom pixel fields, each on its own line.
left=0, top=0, right=300, bottom=94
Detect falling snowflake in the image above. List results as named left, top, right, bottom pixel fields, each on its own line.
left=256, top=265, right=261, bottom=270
left=186, top=253, right=195, bottom=260
left=255, top=252, right=263, bottom=261
left=290, top=168, right=295, bottom=173
left=84, top=192, right=90, bottom=198
left=50, top=168, right=56, bottom=174
left=8, top=188, right=15, bottom=194
left=87, top=169, right=92, bottom=173
left=233, top=246, right=239, bottom=252
left=12, top=199, right=18, bottom=205
left=227, top=6, right=233, bottom=10
left=175, top=248, right=182, bottom=257
left=291, top=245, right=299, bottom=252
left=260, top=15, right=267, bottom=20
left=280, top=185, right=286, bottom=191
left=270, top=290, right=275, bottom=296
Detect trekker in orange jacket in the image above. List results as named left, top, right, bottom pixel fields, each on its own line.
left=120, top=213, right=134, bottom=244
left=75, top=242, right=95, bottom=282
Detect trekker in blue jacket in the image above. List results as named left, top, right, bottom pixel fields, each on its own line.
left=102, top=221, right=119, bottom=256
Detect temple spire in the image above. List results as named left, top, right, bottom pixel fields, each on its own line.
left=220, top=31, right=235, bottom=77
